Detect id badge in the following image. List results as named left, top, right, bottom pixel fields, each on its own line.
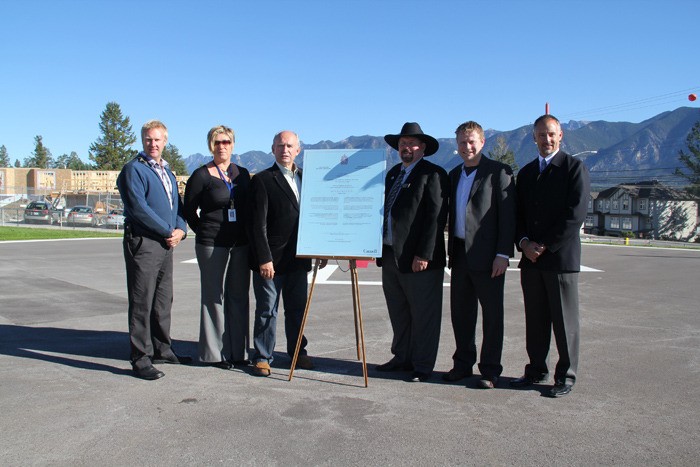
left=228, top=209, right=237, bottom=222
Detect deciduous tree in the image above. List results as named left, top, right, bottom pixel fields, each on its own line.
left=56, top=151, right=92, bottom=170
left=675, top=120, right=700, bottom=197
left=487, top=136, right=519, bottom=173
left=162, top=143, right=189, bottom=176
left=0, top=145, right=9, bottom=167
left=24, top=135, right=52, bottom=168
left=89, top=102, right=137, bottom=170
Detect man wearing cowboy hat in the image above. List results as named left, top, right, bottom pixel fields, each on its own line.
left=376, top=122, right=449, bottom=383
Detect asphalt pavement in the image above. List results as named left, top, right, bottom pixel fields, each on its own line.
left=1, top=238, right=699, bottom=466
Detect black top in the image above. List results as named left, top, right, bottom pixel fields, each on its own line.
left=183, top=164, right=251, bottom=247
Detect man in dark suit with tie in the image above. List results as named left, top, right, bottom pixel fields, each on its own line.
left=376, top=122, right=449, bottom=383
left=444, top=121, right=516, bottom=389
left=511, top=114, right=590, bottom=397
left=248, top=130, right=318, bottom=377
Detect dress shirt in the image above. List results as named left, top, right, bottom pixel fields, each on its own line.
left=385, top=160, right=419, bottom=246
left=454, top=164, right=477, bottom=240
left=519, top=149, right=559, bottom=247
left=144, top=154, right=174, bottom=208
left=276, top=162, right=301, bottom=202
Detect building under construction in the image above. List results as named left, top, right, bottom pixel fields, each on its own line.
left=0, top=167, right=188, bottom=219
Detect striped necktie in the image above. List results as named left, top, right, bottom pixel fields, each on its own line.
left=383, top=168, right=405, bottom=237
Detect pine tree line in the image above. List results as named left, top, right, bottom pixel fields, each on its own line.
left=0, top=102, right=189, bottom=175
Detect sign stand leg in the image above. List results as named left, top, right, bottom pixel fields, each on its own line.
left=288, top=258, right=369, bottom=387
left=350, top=260, right=369, bottom=387
left=289, top=260, right=319, bottom=382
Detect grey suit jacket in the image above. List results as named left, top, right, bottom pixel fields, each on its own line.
left=447, top=156, right=516, bottom=271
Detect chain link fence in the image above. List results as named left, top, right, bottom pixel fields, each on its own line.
left=0, top=188, right=124, bottom=230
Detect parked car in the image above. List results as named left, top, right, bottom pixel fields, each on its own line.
left=104, top=209, right=125, bottom=229
left=66, top=205, right=97, bottom=227
left=23, top=201, right=60, bottom=225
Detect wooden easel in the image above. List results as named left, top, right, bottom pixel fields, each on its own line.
left=288, top=258, right=369, bottom=387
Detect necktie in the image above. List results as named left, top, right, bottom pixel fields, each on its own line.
left=383, top=168, right=406, bottom=238
left=540, top=158, right=547, bottom=173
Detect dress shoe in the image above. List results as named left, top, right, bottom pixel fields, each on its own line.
left=547, top=382, right=573, bottom=398
left=408, top=371, right=431, bottom=382
left=134, top=365, right=164, bottom=381
left=232, top=359, right=251, bottom=367
left=295, top=355, right=314, bottom=370
left=442, top=368, right=473, bottom=382
left=153, top=354, right=193, bottom=365
left=376, top=359, right=413, bottom=372
left=477, top=376, right=498, bottom=389
left=252, top=361, right=271, bottom=377
left=509, top=375, right=548, bottom=388
left=207, top=361, right=233, bottom=370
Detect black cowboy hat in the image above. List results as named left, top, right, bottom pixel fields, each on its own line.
left=384, top=122, right=439, bottom=156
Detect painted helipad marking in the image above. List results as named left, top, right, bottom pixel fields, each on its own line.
left=181, top=259, right=602, bottom=285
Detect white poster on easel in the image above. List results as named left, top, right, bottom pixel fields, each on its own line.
left=297, top=149, right=386, bottom=258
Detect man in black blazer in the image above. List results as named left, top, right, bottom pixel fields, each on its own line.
left=511, top=114, right=590, bottom=397
left=444, top=121, right=516, bottom=389
left=248, top=130, right=315, bottom=377
left=376, top=122, right=449, bottom=383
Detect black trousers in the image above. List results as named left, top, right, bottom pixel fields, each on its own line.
left=449, top=241, right=505, bottom=378
left=381, top=246, right=443, bottom=373
left=520, top=268, right=580, bottom=384
left=123, top=233, right=174, bottom=369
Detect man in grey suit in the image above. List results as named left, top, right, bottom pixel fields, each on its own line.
left=117, top=120, right=191, bottom=380
left=511, top=114, right=590, bottom=397
left=376, top=122, right=449, bottom=383
left=444, top=121, right=516, bottom=389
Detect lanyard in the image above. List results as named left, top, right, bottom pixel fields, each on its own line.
left=215, top=164, right=235, bottom=205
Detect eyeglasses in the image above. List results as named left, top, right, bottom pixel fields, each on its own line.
left=214, top=140, right=232, bottom=146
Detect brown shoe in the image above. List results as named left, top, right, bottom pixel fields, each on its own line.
left=295, top=355, right=314, bottom=370
left=252, top=361, right=271, bottom=377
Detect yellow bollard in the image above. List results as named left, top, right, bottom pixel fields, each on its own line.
left=625, top=237, right=629, bottom=246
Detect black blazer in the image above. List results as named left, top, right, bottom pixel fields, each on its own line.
left=515, top=150, right=591, bottom=272
left=447, top=156, right=516, bottom=271
left=248, top=164, right=312, bottom=274
left=381, top=158, right=448, bottom=273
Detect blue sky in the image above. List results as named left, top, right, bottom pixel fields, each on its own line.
left=1, top=0, right=699, bottom=163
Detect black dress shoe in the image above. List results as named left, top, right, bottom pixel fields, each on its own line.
left=509, top=375, right=548, bottom=388
left=547, top=382, right=573, bottom=398
left=153, top=354, right=193, bottom=365
left=442, top=368, right=473, bottom=382
left=477, top=376, right=498, bottom=389
left=376, top=359, right=412, bottom=372
left=134, top=365, right=164, bottom=381
left=232, top=359, right=251, bottom=367
left=408, top=371, right=431, bottom=382
left=207, top=361, right=233, bottom=370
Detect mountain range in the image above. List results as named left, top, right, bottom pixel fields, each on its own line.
left=185, top=107, right=700, bottom=188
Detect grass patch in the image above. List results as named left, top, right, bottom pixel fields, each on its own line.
left=0, top=226, right=122, bottom=241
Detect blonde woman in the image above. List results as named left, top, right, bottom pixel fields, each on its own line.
left=184, top=125, right=251, bottom=369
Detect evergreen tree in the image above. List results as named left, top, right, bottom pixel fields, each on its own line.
left=56, top=151, right=92, bottom=170
left=487, top=136, right=519, bottom=173
left=89, top=101, right=137, bottom=170
left=675, top=120, right=700, bottom=197
left=14, top=159, right=21, bottom=168
left=24, top=135, right=52, bottom=168
left=162, top=143, right=189, bottom=176
left=0, top=145, right=9, bottom=167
